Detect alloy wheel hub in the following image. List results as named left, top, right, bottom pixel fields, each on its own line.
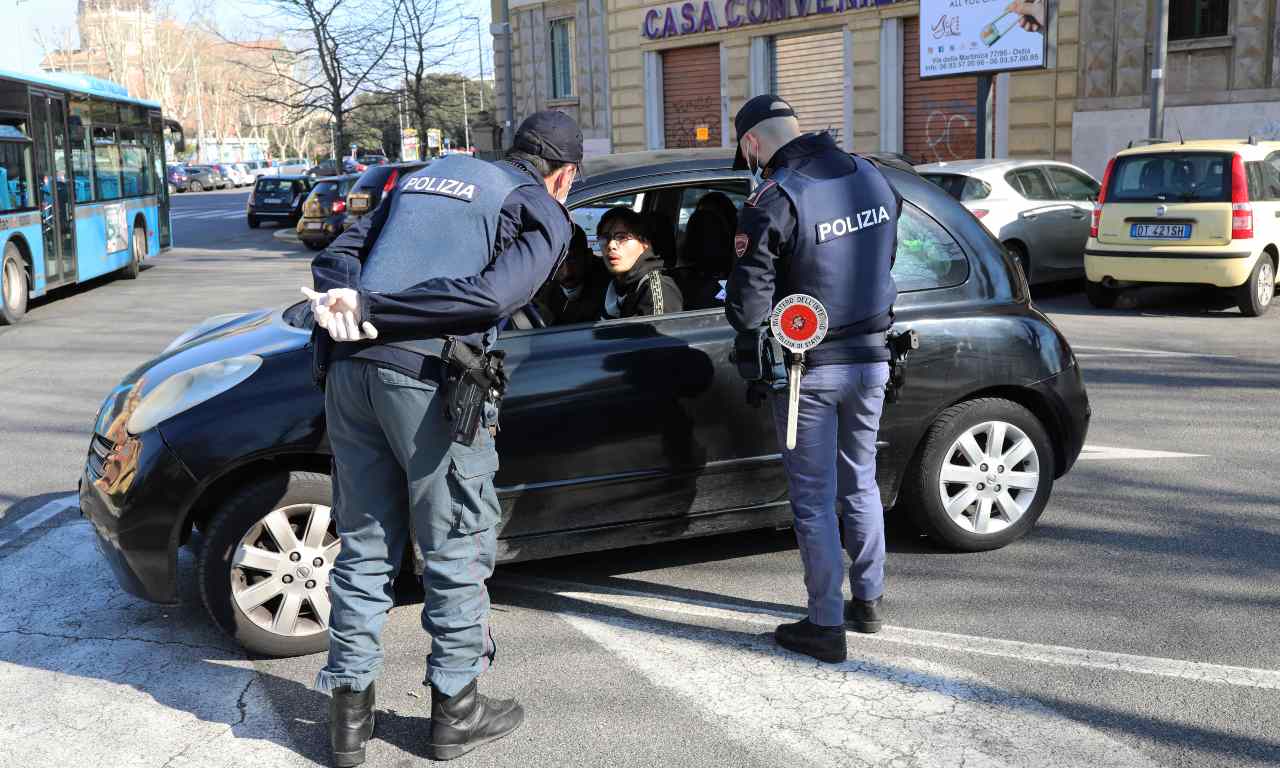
left=937, top=420, right=1040, bottom=535
left=230, top=503, right=340, bottom=637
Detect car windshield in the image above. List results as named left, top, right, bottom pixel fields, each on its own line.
left=1107, top=152, right=1231, bottom=203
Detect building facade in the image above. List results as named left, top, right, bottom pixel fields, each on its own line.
left=493, top=0, right=1278, bottom=176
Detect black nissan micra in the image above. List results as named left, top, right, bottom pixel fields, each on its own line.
left=81, top=148, right=1090, bottom=657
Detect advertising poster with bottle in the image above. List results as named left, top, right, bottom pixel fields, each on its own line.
left=919, top=0, right=1049, bottom=78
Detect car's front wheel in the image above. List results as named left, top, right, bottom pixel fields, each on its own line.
left=1236, top=255, right=1275, bottom=317
left=190, top=180, right=204, bottom=193
left=197, top=471, right=338, bottom=657
left=1085, top=279, right=1119, bottom=309
left=903, top=398, right=1054, bottom=551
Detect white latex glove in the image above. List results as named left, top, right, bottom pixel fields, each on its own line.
left=300, top=287, right=379, bottom=341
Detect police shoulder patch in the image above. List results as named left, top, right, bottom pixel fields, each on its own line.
left=745, top=180, right=777, bottom=207
left=400, top=175, right=478, bottom=202
left=734, top=233, right=750, bottom=258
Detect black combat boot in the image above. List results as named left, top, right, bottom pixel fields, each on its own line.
left=328, top=683, right=376, bottom=767
left=427, top=679, right=525, bottom=761
left=774, top=618, right=847, bottom=663
left=845, top=597, right=883, bottom=634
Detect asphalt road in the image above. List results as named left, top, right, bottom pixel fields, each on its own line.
left=0, top=188, right=1277, bottom=768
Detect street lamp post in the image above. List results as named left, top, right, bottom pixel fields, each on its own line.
left=462, top=15, right=486, bottom=113
left=462, top=78, right=470, bottom=153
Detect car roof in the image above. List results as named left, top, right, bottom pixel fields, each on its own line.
left=577, top=146, right=920, bottom=190
left=315, top=173, right=360, bottom=182
left=915, top=158, right=1090, bottom=176
left=259, top=174, right=310, bottom=181
left=1114, top=138, right=1280, bottom=159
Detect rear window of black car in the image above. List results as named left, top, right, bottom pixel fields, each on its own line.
left=257, top=179, right=303, bottom=195
left=354, top=166, right=396, bottom=191
left=1107, top=152, right=1231, bottom=203
left=893, top=203, right=969, bottom=292
left=312, top=180, right=339, bottom=196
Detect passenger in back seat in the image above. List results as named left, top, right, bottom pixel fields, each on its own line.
left=676, top=208, right=735, bottom=309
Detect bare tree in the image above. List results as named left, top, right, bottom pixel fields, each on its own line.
left=386, top=0, right=467, bottom=148
left=230, top=0, right=402, bottom=161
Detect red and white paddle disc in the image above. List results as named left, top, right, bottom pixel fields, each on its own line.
left=769, top=293, right=828, bottom=353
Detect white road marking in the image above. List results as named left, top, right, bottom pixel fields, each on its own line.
left=552, top=594, right=1162, bottom=767
left=1073, top=345, right=1232, bottom=359
left=0, top=493, right=78, bottom=550
left=509, top=576, right=1280, bottom=693
left=1077, top=444, right=1205, bottom=461
left=0, top=521, right=308, bottom=767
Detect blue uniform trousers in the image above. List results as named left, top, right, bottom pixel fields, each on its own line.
left=314, top=359, right=501, bottom=698
left=772, top=361, right=890, bottom=627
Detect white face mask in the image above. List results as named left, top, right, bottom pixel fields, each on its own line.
left=743, top=137, right=764, bottom=185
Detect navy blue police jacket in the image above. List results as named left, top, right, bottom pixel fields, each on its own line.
left=726, top=132, right=900, bottom=365
left=310, top=158, right=573, bottom=381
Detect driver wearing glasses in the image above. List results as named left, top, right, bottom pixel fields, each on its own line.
left=595, top=206, right=683, bottom=319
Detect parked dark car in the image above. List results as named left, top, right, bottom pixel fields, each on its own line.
left=183, top=165, right=224, bottom=192
left=247, top=175, right=312, bottom=228
left=357, top=154, right=387, bottom=167
left=166, top=164, right=190, bottom=193
left=296, top=173, right=359, bottom=250
left=80, top=148, right=1089, bottom=657
left=306, top=158, right=360, bottom=178
left=343, top=161, right=429, bottom=226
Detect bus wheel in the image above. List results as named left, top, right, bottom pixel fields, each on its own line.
left=1, top=242, right=29, bottom=325
left=124, top=226, right=145, bottom=280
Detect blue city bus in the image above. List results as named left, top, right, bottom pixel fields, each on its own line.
left=0, top=68, right=182, bottom=325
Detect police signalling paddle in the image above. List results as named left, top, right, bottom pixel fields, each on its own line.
left=769, top=294, right=828, bottom=450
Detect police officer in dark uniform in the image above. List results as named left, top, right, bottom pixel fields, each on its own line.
left=304, top=111, right=580, bottom=764
left=725, top=95, right=900, bottom=664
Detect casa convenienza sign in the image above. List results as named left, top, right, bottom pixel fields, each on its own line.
left=642, top=0, right=901, bottom=39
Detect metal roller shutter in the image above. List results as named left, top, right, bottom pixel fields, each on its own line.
left=662, top=45, right=721, bottom=149
left=774, top=28, right=846, bottom=144
left=903, top=16, right=980, bottom=163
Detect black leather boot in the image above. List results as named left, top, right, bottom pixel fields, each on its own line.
left=774, top=618, right=847, bottom=663
left=427, top=679, right=525, bottom=761
left=846, top=597, right=883, bottom=634
left=328, top=683, right=376, bottom=767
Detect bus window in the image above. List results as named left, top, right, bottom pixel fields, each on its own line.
left=0, top=130, right=34, bottom=213
left=93, top=126, right=122, bottom=200
left=69, top=100, right=94, bottom=202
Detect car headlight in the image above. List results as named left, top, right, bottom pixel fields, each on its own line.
left=127, top=355, right=262, bottom=435
left=163, top=313, right=247, bottom=353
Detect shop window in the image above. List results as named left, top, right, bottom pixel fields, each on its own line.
left=550, top=18, right=575, bottom=99
left=1170, top=0, right=1228, bottom=40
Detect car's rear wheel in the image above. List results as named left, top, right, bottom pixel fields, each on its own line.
left=197, top=471, right=337, bottom=657
left=123, top=225, right=144, bottom=279
left=190, top=180, right=204, bottom=193
left=903, top=398, right=1054, bottom=551
left=1085, top=279, right=1118, bottom=309
left=1, top=241, right=29, bottom=325
left=1236, top=255, right=1274, bottom=317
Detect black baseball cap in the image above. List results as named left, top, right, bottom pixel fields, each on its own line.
left=513, top=110, right=584, bottom=165
left=732, top=94, right=797, bottom=170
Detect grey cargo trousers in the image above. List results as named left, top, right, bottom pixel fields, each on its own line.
left=314, top=358, right=501, bottom=698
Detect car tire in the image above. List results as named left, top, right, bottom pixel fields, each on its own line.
left=1, top=241, right=29, bottom=325
left=190, top=180, right=204, bottom=193
left=1235, top=255, right=1275, bottom=317
left=248, top=215, right=260, bottom=229
left=303, top=240, right=324, bottom=251
left=903, top=398, right=1054, bottom=552
left=197, top=471, right=337, bottom=657
left=1085, top=279, right=1118, bottom=309
left=123, top=225, right=144, bottom=279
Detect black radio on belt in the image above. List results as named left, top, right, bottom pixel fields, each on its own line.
left=442, top=338, right=508, bottom=446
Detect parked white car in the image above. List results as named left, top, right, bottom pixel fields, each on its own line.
left=225, top=163, right=255, bottom=187
left=916, top=159, right=1100, bottom=285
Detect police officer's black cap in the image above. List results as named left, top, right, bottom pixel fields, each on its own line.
left=732, top=94, right=797, bottom=170
left=513, top=110, right=584, bottom=165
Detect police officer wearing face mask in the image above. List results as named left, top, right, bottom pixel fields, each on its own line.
left=304, top=110, right=579, bottom=764
left=725, top=95, right=900, bottom=664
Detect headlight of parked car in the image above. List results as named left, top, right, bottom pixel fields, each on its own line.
left=127, top=355, right=262, bottom=435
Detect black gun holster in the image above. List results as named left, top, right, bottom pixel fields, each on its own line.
left=441, top=338, right=508, bottom=446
